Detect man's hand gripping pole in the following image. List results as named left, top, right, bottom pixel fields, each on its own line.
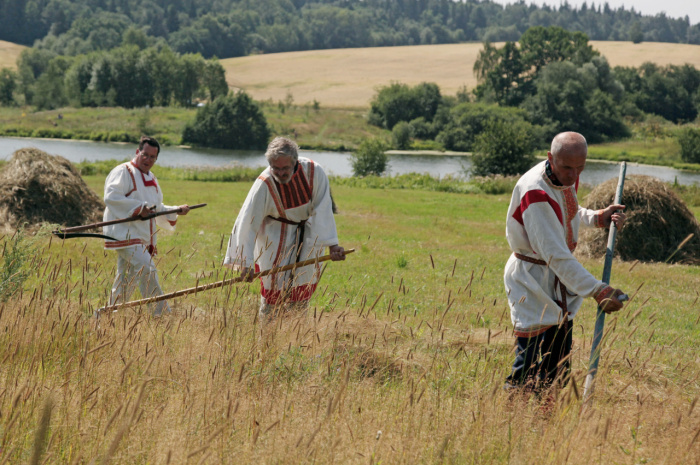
left=96, top=248, right=355, bottom=314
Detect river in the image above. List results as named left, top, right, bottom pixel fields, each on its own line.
left=2, top=137, right=700, bottom=186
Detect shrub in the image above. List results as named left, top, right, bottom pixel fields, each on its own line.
left=0, top=68, right=17, bottom=106
left=678, top=127, right=700, bottom=163
left=436, top=103, right=531, bottom=152
left=471, top=119, right=536, bottom=176
left=182, top=91, right=270, bottom=150
left=368, top=82, right=442, bottom=130
left=392, top=121, right=413, bottom=149
left=408, top=117, right=434, bottom=140
left=350, top=139, right=388, bottom=177
left=107, top=131, right=133, bottom=143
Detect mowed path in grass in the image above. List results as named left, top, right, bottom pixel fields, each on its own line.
left=222, top=41, right=700, bottom=107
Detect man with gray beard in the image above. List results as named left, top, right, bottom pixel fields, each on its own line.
left=224, top=136, right=345, bottom=320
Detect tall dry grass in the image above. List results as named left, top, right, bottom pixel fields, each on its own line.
left=0, top=231, right=698, bottom=464
left=0, top=175, right=698, bottom=464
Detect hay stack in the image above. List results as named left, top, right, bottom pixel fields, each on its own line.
left=578, top=175, right=700, bottom=264
left=0, top=148, right=104, bottom=230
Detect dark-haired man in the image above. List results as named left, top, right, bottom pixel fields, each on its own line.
left=103, top=136, right=190, bottom=315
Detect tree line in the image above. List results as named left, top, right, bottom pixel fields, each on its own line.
left=1, top=0, right=699, bottom=60
left=0, top=44, right=228, bottom=109
left=367, top=27, right=700, bottom=174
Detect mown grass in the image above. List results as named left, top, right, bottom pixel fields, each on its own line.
left=0, top=106, right=192, bottom=146
left=0, top=104, right=391, bottom=152
left=331, top=173, right=519, bottom=195
left=0, top=174, right=698, bottom=464
left=587, top=134, right=696, bottom=167
left=75, top=159, right=265, bottom=183
left=259, top=101, right=389, bottom=151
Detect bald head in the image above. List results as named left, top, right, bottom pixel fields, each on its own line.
left=550, top=132, right=587, bottom=159
left=547, top=132, right=588, bottom=186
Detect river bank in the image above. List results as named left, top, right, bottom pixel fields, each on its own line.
left=1, top=105, right=699, bottom=172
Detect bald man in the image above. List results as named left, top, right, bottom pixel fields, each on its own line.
left=503, top=131, right=626, bottom=391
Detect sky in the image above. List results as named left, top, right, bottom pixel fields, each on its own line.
left=491, top=0, right=700, bottom=25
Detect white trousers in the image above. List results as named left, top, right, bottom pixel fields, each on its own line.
left=109, top=245, right=169, bottom=315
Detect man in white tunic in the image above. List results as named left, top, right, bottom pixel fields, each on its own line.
left=224, top=136, right=345, bottom=319
left=504, top=131, right=626, bottom=390
left=103, top=136, right=190, bottom=315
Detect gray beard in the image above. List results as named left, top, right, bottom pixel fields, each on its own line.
left=271, top=173, right=291, bottom=184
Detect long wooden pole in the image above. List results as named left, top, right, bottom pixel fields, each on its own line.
left=583, top=162, right=626, bottom=402
left=99, top=248, right=355, bottom=312
left=53, top=203, right=207, bottom=235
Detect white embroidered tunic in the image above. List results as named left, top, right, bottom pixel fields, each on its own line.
left=103, top=161, right=178, bottom=252
left=224, top=157, right=338, bottom=304
left=504, top=160, right=607, bottom=336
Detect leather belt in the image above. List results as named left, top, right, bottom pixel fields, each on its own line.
left=514, top=253, right=546, bottom=265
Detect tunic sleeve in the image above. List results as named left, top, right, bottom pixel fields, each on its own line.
left=104, top=165, right=146, bottom=218
left=578, top=206, right=604, bottom=228
left=307, top=163, right=339, bottom=247
left=523, top=202, right=605, bottom=298
left=224, top=179, right=269, bottom=269
left=155, top=200, right=178, bottom=231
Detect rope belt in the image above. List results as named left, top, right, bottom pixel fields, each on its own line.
left=514, top=253, right=569, bottom=316
left=269, top=216, right=304, bottom=226
left=269, top=216, right=307, bottom=262
left=268, top=217, right=308, bottom=300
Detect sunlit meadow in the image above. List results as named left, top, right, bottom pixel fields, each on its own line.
left=0, top=174, right=698, bottom=464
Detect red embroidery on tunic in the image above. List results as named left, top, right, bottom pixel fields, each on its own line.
left=595, top=210, right=606, bottom=228
left=105, top=239, right=144, bottom=248
left=129, top=161, right=159, bottom=192
left=273, top=223, right=287, bottom=267
left=124, top=164, right=138, bottom=197
left=261, top=283, right=317, bottom=304
left=514, top=325, right=553, bottom=338
left=261, top=176, right=286, bottom=218
left=512, top=190, right=563, bottom=225
left=149, top=217, right=155, bottom=251
left=276, top=167, right=312, bottom=210
left=562, top=188, right=578, bottom=252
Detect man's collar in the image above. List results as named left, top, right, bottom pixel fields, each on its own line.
left=545, top=160, right=562, bottom=186
left=131, top=159, right=150, bottom=175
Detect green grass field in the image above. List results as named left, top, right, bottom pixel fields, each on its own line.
left=0, top=103, right=388, bottom=152
left=0, top=174, right=698, bottom=463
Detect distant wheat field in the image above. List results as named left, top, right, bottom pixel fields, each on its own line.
left=0, top=40, right=24, bottom=70
left=2, top=39, right=699, bottom=109
left=222, top=41, right=700, bottom=107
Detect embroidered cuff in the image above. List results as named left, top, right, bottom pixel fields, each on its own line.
left=594, top=285, right=615, bottom=305
left=595, top=209, right=607, bottom=228
left=131, top=203, right=146, bottom=218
